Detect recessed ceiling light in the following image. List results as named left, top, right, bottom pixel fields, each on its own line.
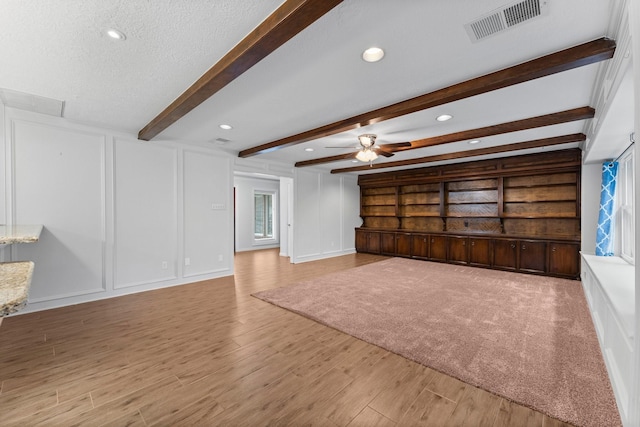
left=106, top=29, right=126, bottom=40
left=362, top=47, right=385, bottom=63
left=305, top=148, right=314, bottom=152
left=219, top=124, right=232, bottom=130
left=436, top=114, right=453, bottom=122
left=352, top=160, right=359, bottom=163
left=469, top=139, right=481, bottom=144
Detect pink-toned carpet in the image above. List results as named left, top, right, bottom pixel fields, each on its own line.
left=253, top=257, right=621, bottom=427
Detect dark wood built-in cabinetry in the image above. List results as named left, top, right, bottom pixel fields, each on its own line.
left=356, top=149, right=581, bottom=279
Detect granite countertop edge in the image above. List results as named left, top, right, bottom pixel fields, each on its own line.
left=0, top=261, right=35, bottom=317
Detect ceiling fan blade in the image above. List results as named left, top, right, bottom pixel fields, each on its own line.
left=379, top=141, right=412, bottom=149
left=375, top=148, right=395, bottom=158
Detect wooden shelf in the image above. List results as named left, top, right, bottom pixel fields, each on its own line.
left=358, top=150, right=581, bottom=263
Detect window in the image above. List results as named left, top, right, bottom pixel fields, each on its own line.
left=254, top=191, right=275, bottom=239
left=616, top=148, right=634, bottom=263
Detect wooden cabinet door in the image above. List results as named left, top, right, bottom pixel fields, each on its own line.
left=448, top=236, right=469, bottom=264
left=519, top=240, right=546, bottom=273
left=429, top=235, right=447, bottom=261
left=548, top=242, right=579, bottom=278
left=381, top=233, right=396, bottom=255
left=356, top=231, right=381, bottom=254
left=469, top=237, right=492, bottom=267
left=367, top=232, right=381, bottom=254
left=355, top=229, right=368, bottom=252
left=411, top=234, right=429, bottom=259
left=396, top=233, right=412, bottom=257
left=493, top=238, right=517, bottom=271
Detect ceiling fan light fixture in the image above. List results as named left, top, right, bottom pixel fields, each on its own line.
left=358, top=133, right=377, bottom=148
left=362, top=47, right=385, bottom=63
left=355, top=149, right=378, bottom=162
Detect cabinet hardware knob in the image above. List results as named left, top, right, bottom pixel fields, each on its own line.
left=510, top=244, right=515, bottom=249
left=471, top=241, right=475, bottom=246
left=462, top=241, right=466, bottom=246
left=522, top=245, right=526, bottom=250
left=552, top=247, right=556, bottom=252
left=431, top=239, right=434, bottom=243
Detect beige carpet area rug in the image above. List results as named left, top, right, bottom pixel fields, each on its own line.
left=253, top=257, right=621, bottom=427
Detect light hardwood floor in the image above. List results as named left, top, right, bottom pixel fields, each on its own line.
left=0, top=249, right=573, bottom=426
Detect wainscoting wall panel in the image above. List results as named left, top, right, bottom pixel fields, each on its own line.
left=113, top=139, right=178, bottom=288
left=11, top=119, right=106, bottom=301
left=319, top=173, right=344, bottom=256
left=293, top=169, right=359, bottom=263
left=1, top=107, right=235, bottom=313
left=183, top=150, right=232, bottom=277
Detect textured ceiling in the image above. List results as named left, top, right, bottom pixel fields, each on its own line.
left=0, top=0, right=633, bottom=173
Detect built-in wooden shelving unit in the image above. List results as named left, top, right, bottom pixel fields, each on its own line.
left=356, top=149, right=581, bottom=278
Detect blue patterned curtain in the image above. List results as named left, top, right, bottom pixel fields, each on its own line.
left=595, top=162, right=618, bottom=256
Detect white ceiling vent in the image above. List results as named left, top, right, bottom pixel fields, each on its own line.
left=465, top=0, right=549, bottom=42
left=0, top=88, right=65, bottom=117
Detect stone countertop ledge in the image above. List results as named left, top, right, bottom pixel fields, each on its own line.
left=0, top=225, right=43, bottom=245
left=0, top=261, right=35, bottom=325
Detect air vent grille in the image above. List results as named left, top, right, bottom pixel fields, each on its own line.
left=504, top=0, right=541, bottom=27
left=0, top=87, right=64, bottom=117
left=469, top=13, right=505, bottom=40
left=465, top=0, right=548, bottom=42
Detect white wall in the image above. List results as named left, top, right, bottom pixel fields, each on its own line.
left=292, top=168, right=361, bottom=263
left=279, top=177, right=293, bottom=257
left=1, top=108, right=234, bottom=313
left=630, top=1, right=640, bottom=425
left=183, top=150, right=232, bottom=277
left=0, top=108, right=362, bottom=312
left=580, top=2, right=639, bottom=425
left=0, top=105, right=6, bottom=229
left=114, top=139, right=178, bottom=287
left=233, top=175, right=280, bottom=252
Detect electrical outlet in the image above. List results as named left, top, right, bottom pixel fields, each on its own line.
left=211, top=203, right=225, bottom=210
left=185, top=258, right=190, bottom=266
left=161, top=261, right=168, bottom=269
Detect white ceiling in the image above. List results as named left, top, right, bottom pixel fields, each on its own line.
left=0, top=0, right=633, bottom=173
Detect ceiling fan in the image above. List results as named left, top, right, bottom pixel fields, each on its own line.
left=326, top=134, right=412, bottom=163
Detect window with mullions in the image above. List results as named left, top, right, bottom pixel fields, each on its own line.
left=254, top=192, right=274, bottom=239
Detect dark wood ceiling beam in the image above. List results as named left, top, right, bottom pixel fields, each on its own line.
left=296, top=106, right=594, bottom=167
left=240, top=37, right=614, bottom=157
left=138, top=0, right=343, bottom=141
left=330, top=133, right=586, bottom=174
left=407, top=106, right=594, bottom=149
left=296, top=152, right=357, bottom=166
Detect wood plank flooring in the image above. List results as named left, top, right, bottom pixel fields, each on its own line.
left=0, top=249, right=574, bottom=426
